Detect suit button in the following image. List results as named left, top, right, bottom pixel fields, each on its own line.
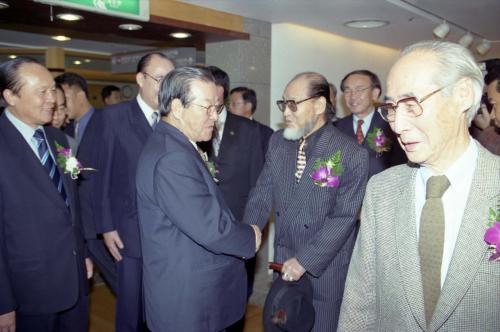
left=276, top=211, right=280, bottom=217
left=72, top=250, right=77, bottom=256
left=303, top=224, right=309, bottom=229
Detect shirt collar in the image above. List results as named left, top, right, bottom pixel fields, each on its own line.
left=216, top=106, right=228, bottom=127
left=4, top=108, right=41, bottom=142
left=353, top=108, right=376, bottom=125
left=136, top=94, right=156, bottom=121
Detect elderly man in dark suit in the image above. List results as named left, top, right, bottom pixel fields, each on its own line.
left=94, top=52, right=175, bottom=331
left=0, top=57, right=91, bottom=332
left=136, top=66, right=261, bottom=331
left=243, top=72, right=369, bottom=331
left=335, top=70, right=406, bottom=178
left=339, top=41, right=500, bottom=331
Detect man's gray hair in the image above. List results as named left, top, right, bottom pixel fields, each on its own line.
left=400, top=40, right=483, bottom=124
left=158, top=67, right=215, bottom=116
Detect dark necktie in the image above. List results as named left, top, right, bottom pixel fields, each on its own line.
left=33, top=129, right=68, bottom=205
left=151, top=111, right=159, bottom=129
left=356, top=119, right=364, bottom=144
left=295, top=138, right=306, bottom=183
left=419, top=175, right=450, bottom=325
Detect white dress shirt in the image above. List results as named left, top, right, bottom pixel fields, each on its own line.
left=352, top=109, right=376, bottom=137
left=136, top=94, right=158, bottom=127
left=5, top=109, right=46, bottom=160
left=212, top=106, right=227, bottom=156
left=415, top=139, right=478, bottom=287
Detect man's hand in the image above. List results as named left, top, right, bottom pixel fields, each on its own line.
left=103, top=230, right=124, bottom=261
left=250, top=225, right=262, bottom=252
left=281, top=257, right=306, bottom=282
left=0, top=311, right=15, bottom=332
left=85, top=258, right=94, bottom=280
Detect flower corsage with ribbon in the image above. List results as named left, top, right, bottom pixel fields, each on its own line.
left=55, top=142, right=95, bottom=180
left=206, top=160, right=219, bottom=183
left=484, top=200, right=500, bottom=261
left=366, top=127, right=392, bottom=156
left=310, top=150, right=343, bottom=188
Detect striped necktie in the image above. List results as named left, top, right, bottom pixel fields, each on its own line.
left=33, top=129, right=68, bottom=205
left=419, top=175, right=450, bottom=325
left=151, top=111, right=159, bottom=129
left=295, top=138, right=307, bottom=183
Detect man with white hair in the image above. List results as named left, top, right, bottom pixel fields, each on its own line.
left=338, top=40, right=500, bottom=331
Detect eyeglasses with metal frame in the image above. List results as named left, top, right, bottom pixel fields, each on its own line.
left=378, top=86, right=446, bottom=122
left=142, top=72, right=165, bottom=84
left=190, top=103, right=225, bottom=115
left=276, top=95, right=319, bottom=113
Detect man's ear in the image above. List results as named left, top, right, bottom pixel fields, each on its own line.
left=314, top=96, right=327, bottom=115
left=454, top=78, right=474, bottom=114
left=3, top=89, right=17, bottom=107
left=170, top=98, right=184, bottom=120
left=372, top=87, right=381, bottom=102
left=136, top=72, right=144, bottom=88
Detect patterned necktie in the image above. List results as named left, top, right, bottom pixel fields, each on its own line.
left=295, top=138, right=307, bottom=183
left=356, top=119, right=364, bottom=144
left=151, top=111, right=159, bottom=129
left=33, top=129, right=68, bottom=205
left=212, top=122, right=221, bottom=157
left=419, top=175, right=450, bottom=325
left=197, top=146, right=209, bottom=163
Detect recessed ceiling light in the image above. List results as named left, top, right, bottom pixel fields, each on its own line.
left=51, top=35, right=71, bottom=41
left=84, top=59, right=91, bottom=63
left=56, top=13, right=83, bottom=21
left=344, top=19, right=389, bottom=29
left=0, top=1, right=9, bottom=9
left=119, top=23, right=142, bottom=31
left=8, top=55, right=16, bottom=59
left=73, top=60, right=82, bottom=65
left=170, top=32, right=191, bottom=39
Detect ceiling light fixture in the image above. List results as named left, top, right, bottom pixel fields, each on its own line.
left=84, top=59, right=91, bottom=63
left=73, top=60, right=82, bottom=65
left=8, top=55, right=16, bottom=59
left=344, top=19, right=389, bottom=29
left=458, top=32, right=474, bottom=48
left=169, top=32, right=192, bottom=39
left=51, top=35, right=71, bottom=41
left=433, top=21, right=450, bottom=39
left=56, top=13, right=83, bottom=21
left=476, top=39, right=491, bottom=55
left=118, top=23, right=142, bottom=31
left=0, top=1, right=9, bottom=9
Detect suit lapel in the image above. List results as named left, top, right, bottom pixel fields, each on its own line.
left=395, top=167, right=427, bottom=330
left=430, top=147, right=496, bottom=331
left=128, top=99, right=153, bottom=145
left=217, top=113, right=236, bottom=160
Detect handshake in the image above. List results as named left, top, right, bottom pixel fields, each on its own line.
left=250, top=225, right=262, bottom=252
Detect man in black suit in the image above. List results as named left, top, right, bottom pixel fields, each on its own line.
left=0, top=57, right=91, bottom=331
left=55, top=73, right=118, bottom=293
left=335, top=70, right=406, bottom=177
left=94, top=52, right=175, bottom=332
left=200, top=66, right=266, bottom=331
left=229, top=86, right=274, bottom=154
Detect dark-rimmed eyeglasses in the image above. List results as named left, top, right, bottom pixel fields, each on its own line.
left=343, top=86, right=372, bottom=95
left=276, top=95, right=319, bottom=113
left=142, top=72, right=164, bottom=84
left=379, top=86, right=447, bottom=122
left=190, top=103, right=225, bottom=115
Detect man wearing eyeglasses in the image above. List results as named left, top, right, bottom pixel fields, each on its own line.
left=136, top=66, right=261, bottom=331
left=94, top=52, right=175, bottom=332
left=243, top=72, right=369, bottom=331
left=339, top=41, right=500, bottom=331
left=336, top=70, right=406, bottom=178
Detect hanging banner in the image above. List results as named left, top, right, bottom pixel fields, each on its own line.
left=34, top=0, right=149, bottom=22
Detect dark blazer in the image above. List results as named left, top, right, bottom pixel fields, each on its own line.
left=94, top=98, right=153, bottom=257
left=335, top=111, right=407, bottom=178
left=137, top=121, right=256, bottom=331
left=255, top=119, right=274, bottom=154
left=200, top=111, right=265, bottom=221
left=243, top=125, right=369, bottom=331
left=0, top=113, right=87, bottom=315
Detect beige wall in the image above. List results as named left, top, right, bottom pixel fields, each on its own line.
left=271, top=23, right=400, bottom=129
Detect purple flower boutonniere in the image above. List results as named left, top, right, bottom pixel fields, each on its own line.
left=366, top=128, right=392, bottom=156
left=310, top=150, right=343, bottom=188
left=55, top=142, right=95, bottom=180
left=484, top=201, right=500, bottom=261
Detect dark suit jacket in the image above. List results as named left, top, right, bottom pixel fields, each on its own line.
left=137, top=121, right=255, bottom=331
left=94, top=98, right=153, bottom=258
left=335, top=111, right=407, bottom=178
left=0, top=113, right=87, bottom=315
left=199, top=112, right=265, bottom=221
left=243, top=125, right=369, bottom=331
left=255, top=119, right=274, bottom=154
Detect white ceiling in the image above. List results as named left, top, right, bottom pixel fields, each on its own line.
left=180, top=0, right=500, bottom=59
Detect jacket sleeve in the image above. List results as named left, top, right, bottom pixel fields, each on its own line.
left=0, top=189, right=17, bottom=314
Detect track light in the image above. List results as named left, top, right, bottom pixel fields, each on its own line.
left=476, top=40, right=491, bottom=55
left=458, top=32, right=473, bottom=48
left=433, top=21, right=450, bottom=39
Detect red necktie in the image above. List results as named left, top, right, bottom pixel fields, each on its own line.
left=356, top=119, right=364, bottom=144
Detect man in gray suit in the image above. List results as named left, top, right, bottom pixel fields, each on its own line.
left=243, top=72, right=369, bottom=331
left=339, top=40, right=500, bottom=331
left=136, top=67, right=262, bottom=331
